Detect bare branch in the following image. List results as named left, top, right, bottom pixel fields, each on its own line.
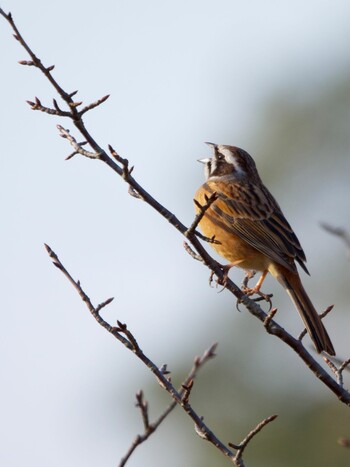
left=186, top=192, right=218, bottom=238
left=263, top=307, right=278, bottom=330
left=324, top=356, right=350, bottom=388
left=3, top=7, right=350, bottom=405
left=183, top=241, right=204, bottom=262
left=135, top=391, right=150, bottom=431
left=298, top=305, right=335, bottom=342
left=321, top=222, right=350, bottom=258
left=44, top=244, right=248, bottom=464
left=57, top=125, right=101, bottom=159
left=181, top=380, right=194, bottom=405
left=2, top=10, right=350, bottom=465
left=26, top=97, right=71, bottom=117
left=79, top=94, right=110, bottom=116
left=229, top=414, right=278, bottom=464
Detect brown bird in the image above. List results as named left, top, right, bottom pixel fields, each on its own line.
left=195, top=143, right=335, bottom=355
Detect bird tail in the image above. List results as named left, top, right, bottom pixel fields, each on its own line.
left=278, top=272, right=335, bottom=355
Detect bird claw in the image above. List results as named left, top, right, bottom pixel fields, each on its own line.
left=208, top=263, right=231, bottom=288
left=241, top=285, right=273, bottom=310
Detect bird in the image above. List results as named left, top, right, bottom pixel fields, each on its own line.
left=194, top=143, right=335, bottom=355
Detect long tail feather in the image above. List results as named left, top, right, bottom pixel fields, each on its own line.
left=278, top=273, right=335, bottom=355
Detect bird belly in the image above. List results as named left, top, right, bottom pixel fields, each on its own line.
left=197, top=214, right=270, bottom=272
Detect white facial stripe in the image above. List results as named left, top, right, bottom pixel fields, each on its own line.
left=219, top=147, right=236, bottom=165
left=217, top=146, right=246, bottom=178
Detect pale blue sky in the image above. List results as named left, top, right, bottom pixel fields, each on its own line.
left=1, top=2, right=350, bottom=466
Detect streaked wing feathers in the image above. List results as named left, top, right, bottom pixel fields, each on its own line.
left=205, top=181, right=309, bottom=274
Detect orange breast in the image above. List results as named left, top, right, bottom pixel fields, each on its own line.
left=194, top=186, right=270, bottom=272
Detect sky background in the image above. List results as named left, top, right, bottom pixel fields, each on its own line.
left=1, top=1, right=350, bottom=466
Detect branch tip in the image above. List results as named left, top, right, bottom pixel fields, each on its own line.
left=69, top=101, right=82, bottom=108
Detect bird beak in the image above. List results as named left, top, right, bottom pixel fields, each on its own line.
left=197, top=142, right=217, bottom=163
left=197, top=157, right=211, bottom=164
left=197, top=142, right=216, bottom=163
left=205, top=142, right=217, bottom=151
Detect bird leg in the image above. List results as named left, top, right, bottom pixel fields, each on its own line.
left=241, top=270, right=272, bottom=305
left=241, top=270, right=257, bottom=289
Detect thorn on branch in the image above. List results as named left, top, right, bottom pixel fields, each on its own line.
left=46, top=64, right=55, bottom=72
left=69, top=90, right=78, bottom=98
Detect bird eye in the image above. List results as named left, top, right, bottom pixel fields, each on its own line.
left=217, top=152, right=224, bottom=160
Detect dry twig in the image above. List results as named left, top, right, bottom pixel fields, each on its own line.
left=1, top=7, right=349, bottom=406
left=2, top=8, right=350, bottom=465
left=321, top=222, right=350, bottom=258
left=229, top=415, right=278, bottom=466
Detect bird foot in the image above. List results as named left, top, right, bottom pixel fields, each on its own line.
left=208, top=263, right=232, bottom=289
left=241, top=284, right=273, bottom=308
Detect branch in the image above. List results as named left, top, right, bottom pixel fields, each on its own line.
left=229, top=414, right=278, bottom=465
left=321, top=222, right=350, bottom=258
left=2, top=8, right=350, bottom=407
left=188, top=193, right=220, bottom=244
left=119, top=343, right=217, bottom=466
left=45, top=243, right=269, bottom=466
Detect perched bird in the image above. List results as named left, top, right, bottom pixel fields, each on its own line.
left=194, top=143, right=335, bottom=355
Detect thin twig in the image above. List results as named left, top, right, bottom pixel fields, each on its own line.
left=229, top=415, right=278, bottom=464
left=298, top=305, right=334, bottom=342
left=120, top=342, right=218, bottom=466
left=2, top=6, right=350, bottom=423
left=57, top=125, right=101, bottom=159
left=324, top=356, right=350, bottom=388
left=186, top=192, right=218, bottom=237
left=183, top=241, right=204, bottom=262
left=44, top=243, right=242, bottom=463
left=321, top=222, right=350, bottom=258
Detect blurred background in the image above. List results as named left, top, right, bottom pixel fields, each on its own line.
left=1, top=1, right=350, bottom=466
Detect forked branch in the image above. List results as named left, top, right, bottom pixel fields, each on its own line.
left=45, top=243, right=273, bottom=466
left=1, top=7, right=350, bottom=407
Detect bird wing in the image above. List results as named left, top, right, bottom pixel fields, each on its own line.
left=204, top=181, right=308, bottom=274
